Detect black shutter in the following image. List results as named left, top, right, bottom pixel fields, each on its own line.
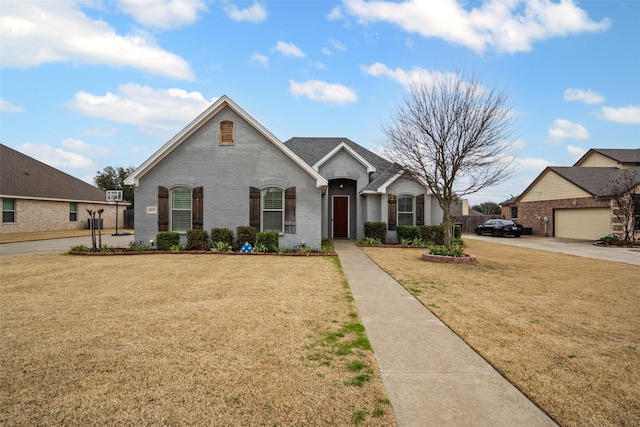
left=158, top=186, right=169, bottom=231
left=249, top=187, right=261, bottom=230
left=416, top=194, right=425, bottom=226
left=192, top=186, right=203, bottom=230
left=285, top=187, right=296, bottom=234
left=388, top=194, right=397, bottom=231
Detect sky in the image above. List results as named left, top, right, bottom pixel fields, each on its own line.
left=1, top=0, right=639, bottom=207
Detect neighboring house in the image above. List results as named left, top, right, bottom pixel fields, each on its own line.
left=0, top=144, right=125, bottom=234
left=124, top=96, right=442, bottom=249
left=502, top=148, right=640, bottom=240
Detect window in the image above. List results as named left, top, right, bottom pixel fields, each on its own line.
left=262, top=188, right=284, bottom=233
left=171, top=187, right=192, bottom=232
left=2, top=199, right=15, bottom=223
left=511, top=206, right=518, bottom=219
left=398, top=195, right=414, bottom=226
left=220, top=120, right=234, bottom=145
left=69, top=202, right=78, bottom=221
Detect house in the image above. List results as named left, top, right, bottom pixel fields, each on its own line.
left=502, top=148, right=640, bottom=240
left=124, top=96, right=442, bottom=249
left=0, top=144, right=125, bottom=234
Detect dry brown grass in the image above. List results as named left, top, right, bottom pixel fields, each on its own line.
left=0, top=253, right=395, bottom=426
left=363, top=240, right=640, bottom=427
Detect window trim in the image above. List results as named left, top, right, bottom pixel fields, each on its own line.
left=261, top=187, right=284, bottom=234
left=170, top=186, right=192, bottom=232
left=397, top=194, right=415, bottom=227
left=2, top=198, right=16, bottom=223
left=510, top=206, right=518, bottom=219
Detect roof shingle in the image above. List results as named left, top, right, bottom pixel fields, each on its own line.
left=0, top=144, right=107, bottom=202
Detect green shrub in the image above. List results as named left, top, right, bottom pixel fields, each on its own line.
left=213, top=241, right=232, bottom=252
left=429, top=245, right=465, bottom=257
left=211, top=228, right=233, bottom=247
left=364, top=222, right=387, bottom=243
left=186, top=229, right=209, bottom=250
left=360, top=237, right=382, bottom=245
left=454, top=224, right=462, bottom=239
left=70, top=244, right=90, bottom=252
left=397, top=225, right=422, bottom=241
left=129, top=240, right=150, bottom=251
left=156, top=232, right=180, bottom=250
left=420, top=225, right=445, bottom=245
left=255, top=232, right=279, bottom=252
left=236, top=226, right=257, bottom=249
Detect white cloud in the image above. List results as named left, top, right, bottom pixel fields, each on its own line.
left=249, top=53, right=269, bottom=67
left=516, top=157, right=553, bottom=172
left=341, top=0, right=610, bottom=54
left=0, top=98, right=24, bottom=113
left=599, top=105, right=640, bottom=124
left=361, top=62, right=457, bottom=87
left=224, top=1, right=267, bottom=22
left=118, top=0, right=207, bottom=30
left=17, top=142, right=94, bottom=169
left=563, top=88, right=604, bottom=105
left=0, top=0, right=194, bottom=80
left=546, top=118, right=590, bottom=144
left=273, top=41, right=305, bottom=58
left=566, top=145, right=587, bottom=158
left=289, top=80, right=358, bottom=105
left=67, top=84, right=216, bottom=133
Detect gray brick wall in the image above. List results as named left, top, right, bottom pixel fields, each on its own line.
left=133, top=106, right=323, bottom=249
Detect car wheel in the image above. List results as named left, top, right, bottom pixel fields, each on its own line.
left=514, top=233, right=521, bottom=238
left=491, top=229, right=499, bottom=237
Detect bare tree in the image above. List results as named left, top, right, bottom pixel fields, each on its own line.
left=610, top=169, right=640, bottom=242
left=382, top=72, right=518, bottom=246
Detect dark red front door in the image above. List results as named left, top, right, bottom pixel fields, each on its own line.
left=333, top=196, right=349, bottom=238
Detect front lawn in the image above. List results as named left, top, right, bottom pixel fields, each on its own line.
left=363, top=240, right=640, bottom=427
left=0, top=253, right=394, bottom=426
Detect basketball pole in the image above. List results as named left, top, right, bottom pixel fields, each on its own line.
left=115, top=199, right=119, bottom=235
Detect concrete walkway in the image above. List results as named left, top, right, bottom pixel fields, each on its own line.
left=334, top=240, right=557, bottom=427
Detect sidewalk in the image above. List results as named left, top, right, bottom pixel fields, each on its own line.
left=334, top=240, right=557, bottom=427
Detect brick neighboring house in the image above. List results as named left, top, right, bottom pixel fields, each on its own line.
left=502, top=148, right=640, bottom=240
left=0, top=144, right=127, bottom=234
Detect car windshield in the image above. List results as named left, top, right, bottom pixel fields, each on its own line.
left=496, top=220, right=515, bottom=226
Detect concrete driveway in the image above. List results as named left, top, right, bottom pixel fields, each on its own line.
left=464, top=234, right=640, bottom=266
left=0, top=234, right=135, bottom=256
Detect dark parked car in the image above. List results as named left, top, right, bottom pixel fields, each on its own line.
left=475, top=219, right=523, bottom=237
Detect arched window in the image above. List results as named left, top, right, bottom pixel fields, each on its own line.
left=220, top=120, right=234, bottom=145
left=171, top=187, right=192, bottom=231
left=398, top=195, right=414, bottom=226
left=262, top=187, right=284, bottom=233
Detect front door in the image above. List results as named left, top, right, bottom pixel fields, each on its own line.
left=333, top=196, right=349, bottom=238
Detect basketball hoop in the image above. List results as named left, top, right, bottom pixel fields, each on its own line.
left=107, top=195, right=116, bottom=203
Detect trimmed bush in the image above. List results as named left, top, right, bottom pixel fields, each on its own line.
left=364, top=222, right=387, bottom=243
left=255, top=232, right=279, bottom=252
left=236, top=226, right=257, bottom=249
left=186, top=229, right=209, bottom=250
left=211, top=228, right=233, bottom=247
left=156, top=232, right=180, bottom=250
left=397, top=225, right=422, bottom=242
left=454, top=224, right=462, bottom=239
left=420, top=225, right=445, bottom=245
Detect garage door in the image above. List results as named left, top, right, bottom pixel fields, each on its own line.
left=555, top=208, right=610, bottom=240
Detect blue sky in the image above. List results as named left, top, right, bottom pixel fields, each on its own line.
left=1, top=0, right=639, bottom=206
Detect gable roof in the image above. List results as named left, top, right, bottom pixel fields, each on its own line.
left=124, top=96, right=327, bottom=187
left=516, top=166, right=640, bottom=201
left=284, top=137, right=428, bottom=194
left=0, top=144, right=108, bottom=203
left=574, top=148, right=640, bottom=166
